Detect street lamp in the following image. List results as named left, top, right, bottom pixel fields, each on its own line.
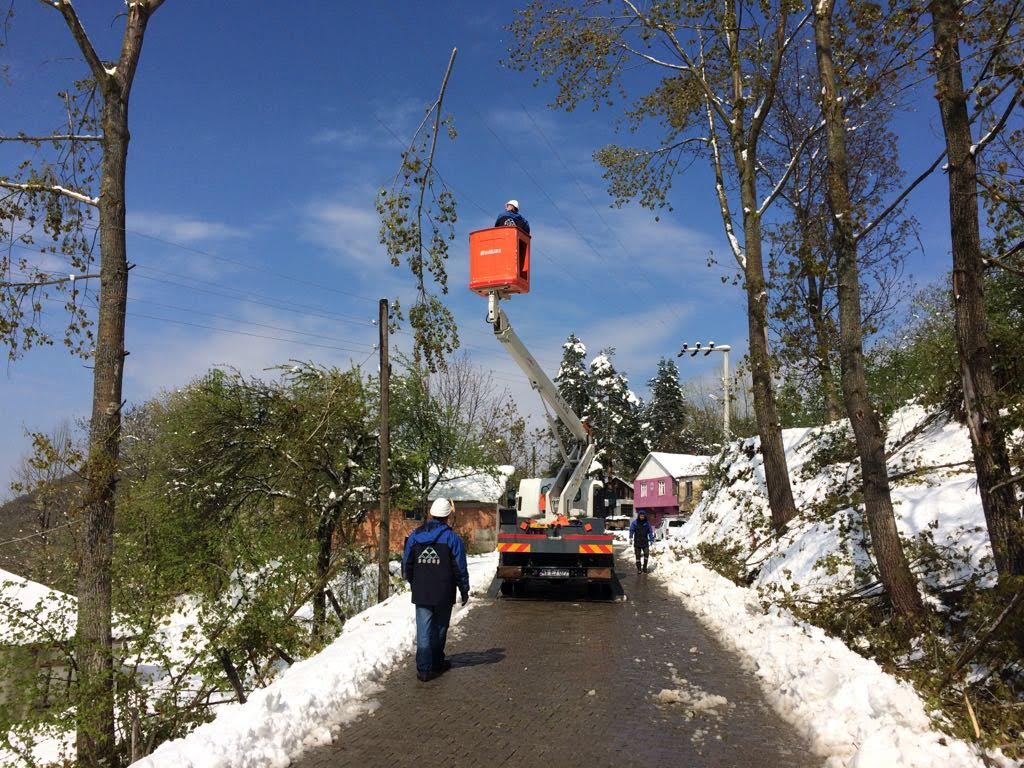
left=677, top=342, right=732, bottom=441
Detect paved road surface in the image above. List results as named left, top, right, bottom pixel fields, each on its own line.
left=293, top=562, right=818, bottom=768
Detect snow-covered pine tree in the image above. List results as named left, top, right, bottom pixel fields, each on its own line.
left=553, top=334, right=592, bottom=450
left=587, top=349, right=648, bottom=477
left=646, top=357, right=700, bottom=454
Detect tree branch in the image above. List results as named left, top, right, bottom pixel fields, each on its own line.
left=0, top=134, right=103, bottom=143
left=42, top=0, right=112, bottom=85
left=413, top=47, right=457, bottom=298
left=621, top=0, right=730, bottom=126
left=970, top=82, right=1023, bottom=159
left=854, top=149, right=946, bottom=243
left=0, top=179, right=98, bottom=206
left=705, top=93, right=744, bottom=268
left=758, top=124, right=824, bottom=217
left=0, top=272, right=99, bottom=289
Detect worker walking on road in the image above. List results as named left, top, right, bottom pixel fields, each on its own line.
left=629, top=511, right=655, bottom=574
left=495, top=199, right=530, bottom=234
left=402, top=497, right=470, bottom=682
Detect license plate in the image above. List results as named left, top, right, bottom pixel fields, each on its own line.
left=541, top=569, right=571, bottom=578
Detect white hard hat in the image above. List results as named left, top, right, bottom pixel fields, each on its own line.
left=506, top=199, right=519, bottom=210
left=429, top=497, right=454, bottom=518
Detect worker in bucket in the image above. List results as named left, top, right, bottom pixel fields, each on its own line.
left=629, top=510, right=655, bottom=573
left=495, top=199, right=530, bottom=234
left=402, top=497, right=470, bottom=682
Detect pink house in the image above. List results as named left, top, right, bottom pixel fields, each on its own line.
left=632, top=452, right=711, bottom=527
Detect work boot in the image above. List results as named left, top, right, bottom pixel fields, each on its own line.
left=437, top=659, right=452, bottom=674
left=416, top=670, right=433, bottom=683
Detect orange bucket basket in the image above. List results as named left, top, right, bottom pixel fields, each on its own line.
left=468, top=226, right=530, bottom=296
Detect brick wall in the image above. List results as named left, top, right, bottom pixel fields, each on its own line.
left=352, top=502, right=498, bottom=555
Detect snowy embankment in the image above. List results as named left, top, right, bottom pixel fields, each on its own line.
left=648, top=549, right=995, bottom=767
left=680, top=403, right=995, bottom=599
left=647, top=403, right=1015, bottom=767
left=131, top=553, right=497, bottom=768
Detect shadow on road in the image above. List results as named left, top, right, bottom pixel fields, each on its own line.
left=448, top=648, right=505, bottom=668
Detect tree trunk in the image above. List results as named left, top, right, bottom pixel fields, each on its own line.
left=930, top=0, right=1024, bottom=578
left=739, top=169, right=798, bottom=532
left=313, top=514, right=334, bottom=638
left=70, top=5, right=158, bottom=761
left=804, top=271, right=843, bottom=422
left=814, top=0, right=924, bottom=618
left=76, top=89, right=129, bottom=768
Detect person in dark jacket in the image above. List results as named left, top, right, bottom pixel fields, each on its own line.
left=629, top=511, right=655, bottom=573
left=402, top=497, right=470, bottom=682
left=494, top=199, right=530, bottom=234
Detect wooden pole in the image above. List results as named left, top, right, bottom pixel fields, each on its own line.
left=377, top=298, right=391, bottom=602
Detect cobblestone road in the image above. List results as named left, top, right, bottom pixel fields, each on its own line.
left=293, top=561, right=818, bottom=768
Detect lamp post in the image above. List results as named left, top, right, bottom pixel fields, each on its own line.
left=677, top=342, right=732, bottom=442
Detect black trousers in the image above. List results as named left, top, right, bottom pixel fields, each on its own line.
left=634, top=542, right=649, bottom=570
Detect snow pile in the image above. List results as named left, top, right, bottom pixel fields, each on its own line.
left=130, top=553, right=497, bottom=768
left=428, top=465, right=515, bottom=503
left=654, top=673, right=729, bottom=713
left=652, top=550, right=998, bottom=768
left=677, top=404, right=995, bottom=599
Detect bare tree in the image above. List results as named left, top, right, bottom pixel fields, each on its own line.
left=508, top=0, right=812, bottom=531
left=811, top=0, right=924, bottom=618
left=0, top=3, right=167, bottom=764
left=929, top=0, right=1024, bottom=578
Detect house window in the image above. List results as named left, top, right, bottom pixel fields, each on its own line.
left=685, top=481, right=694, bottom=502
left=404, top=509, right=423, bottom=521
left=640, top=484, right=648, bottom=498
left=657, top=480, right=666, bottom=496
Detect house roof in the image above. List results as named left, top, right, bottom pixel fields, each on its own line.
left=637, top=452, right=711, bottom=480
left=428, top=465, right=515, bottom=504
left=0, top=567, right=76, bottom=644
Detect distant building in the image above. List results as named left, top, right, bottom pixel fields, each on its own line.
left=595, top=474, right=633, bottom=517
left=632, top=452, right=711, bottom=526
left=356, top=465, right=515, bottom=555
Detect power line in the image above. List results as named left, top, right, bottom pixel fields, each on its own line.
left=5, top=241, right=379, bottom=329
left=79, top=221, right=381, bottom=305
left=124, top=295, right=377, bottom=350
left=126, top=311, right=373, bottom=355
left=131, top=265, right=376, bottom=327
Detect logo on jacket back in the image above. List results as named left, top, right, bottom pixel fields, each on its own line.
left=417, top=546, right=441, bottom=565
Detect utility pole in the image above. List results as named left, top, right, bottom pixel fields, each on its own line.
left=678, top=342, right=732, bottom=442
left=377, top=298, right=391, bottom=602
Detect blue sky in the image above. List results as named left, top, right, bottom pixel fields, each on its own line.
left=0, top=2, right=958, bottom=489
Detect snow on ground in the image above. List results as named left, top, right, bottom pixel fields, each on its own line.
left=676, top=404, right=997, bottom=600
left=645, top=547, right=1003, bottom=768
left=643, top=403, right=1018, bottom=767
left=130, top=553, right=497, bottom=768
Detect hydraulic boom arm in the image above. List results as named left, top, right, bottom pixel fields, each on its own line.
left=487, top=292, right=594, bottom=517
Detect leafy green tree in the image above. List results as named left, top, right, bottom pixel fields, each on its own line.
left=389, top=355, right=507, bottom=515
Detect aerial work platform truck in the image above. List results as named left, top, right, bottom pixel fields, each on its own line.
left=468, top=225, right=623, bottom=599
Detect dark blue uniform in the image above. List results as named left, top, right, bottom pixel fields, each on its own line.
left=402, top=520, right=469, bottom=678
left=495, top=210, right=531, bottom=234
left=629, top=516, right=655, bottom=572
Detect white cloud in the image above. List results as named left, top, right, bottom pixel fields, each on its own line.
left=300, top=199, right=384, bottom=267
left=126, top=212, right=247, bottom=244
